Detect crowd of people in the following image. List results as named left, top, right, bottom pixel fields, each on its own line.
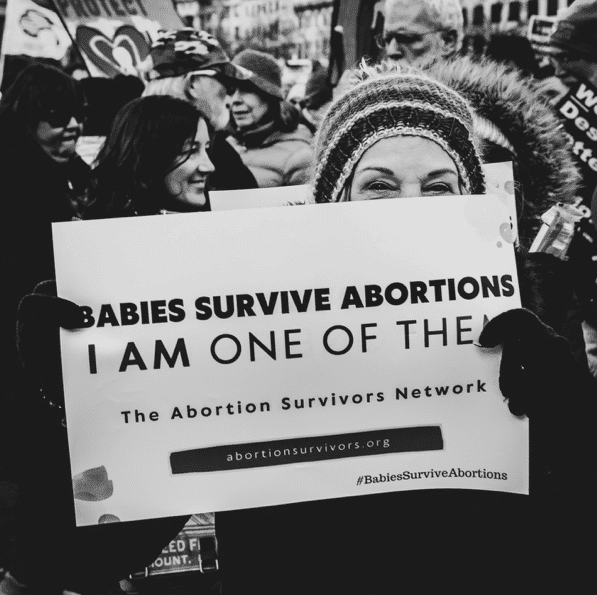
left=1, top=0, right=596, bottom=593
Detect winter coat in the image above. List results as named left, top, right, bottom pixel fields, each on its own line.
left=231, top=121, right=313, bottom=187
left=1, top=130, right=90, bottom=477
left=426, top=56, right=582, bottom=251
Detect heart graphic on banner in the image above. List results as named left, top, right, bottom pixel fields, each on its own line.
left=75, top=25, right=151, bottom=78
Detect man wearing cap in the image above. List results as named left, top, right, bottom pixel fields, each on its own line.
left=377, top=0, right=463, bottom=66
left=143, top=28, right=258, bottom=193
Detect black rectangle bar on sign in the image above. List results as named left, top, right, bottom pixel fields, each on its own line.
left=170, top=426, right=443, bottom=474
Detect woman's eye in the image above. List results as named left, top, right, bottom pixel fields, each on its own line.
left=425, top=183, right=453, bottom=195
left=366, top=181, right=393, bottom=191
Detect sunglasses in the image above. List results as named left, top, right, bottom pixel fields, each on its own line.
left=375, top=29, right=443, bottom=50
left=40, top=106, right=87, bottom=128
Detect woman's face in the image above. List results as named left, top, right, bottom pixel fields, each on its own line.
left=231, top=87, right=270, bottom=130
left=35, top=111, right=83, bottom=164
left=164, top=119, right=215, bottom=211
left=348, top=136, right=462, bottom=201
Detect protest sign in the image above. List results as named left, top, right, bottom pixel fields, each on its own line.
left=130, top=513, right=217, bottom=577
left=0, top=0, right=71, bottom=62
left=51, top=0, right=182, bottom=77
left=556, top=78, right=597, bottom=180
left=526, top=15, right=557, bottom=54
left=53, top=195, right=528, bottom=527
left=210, top=184, right=309, bottom=211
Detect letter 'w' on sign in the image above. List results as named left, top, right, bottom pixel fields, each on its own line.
left=576, top=83, right=597, bottom=111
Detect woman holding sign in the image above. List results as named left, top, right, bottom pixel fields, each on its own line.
left=216, top=62, right=595, bottom=594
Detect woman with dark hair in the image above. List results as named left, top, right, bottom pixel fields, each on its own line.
left=230, top=49, right=313, bottom=187
left=85, top=95, right=214, bottom=218
left=1, top=96, right=213, bottom=595
left=0, top=63, right=89, bottom=298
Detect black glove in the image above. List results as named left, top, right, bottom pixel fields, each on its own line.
left=478, top=308, right=579, bottom=417
left=16, top=280, right=87, bottom=407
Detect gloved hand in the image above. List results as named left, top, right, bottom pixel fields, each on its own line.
left=478, top=308, right=579, bottom=417
left=16, top=280, right=87, bottom=407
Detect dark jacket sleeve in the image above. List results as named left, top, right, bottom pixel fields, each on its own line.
left=207, top=132, right=258, bottom=192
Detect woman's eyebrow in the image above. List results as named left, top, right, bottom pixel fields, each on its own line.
left=356, top=166, right=396, bottom=175
left=425, top=168, right=459, bottom=178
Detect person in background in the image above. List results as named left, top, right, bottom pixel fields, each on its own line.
left=1, top=96, right=212, bottom=595
left=485, top=34, right=539, bottom=78
left=0, top=64, right=90, bottom=485
left=537, top=0, right=597, bottom=379
left=143, top=28, right=257, bottom=195
left=230, top=49, right=313, bottom=187
left=378, top=0, right=463, bottom=66
left=85, top=96, right=215, bottom=218
left=299, top=60, right=334, bottom=134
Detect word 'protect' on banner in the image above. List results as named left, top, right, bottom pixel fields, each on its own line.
left=53, top=196, right=528, bottom=527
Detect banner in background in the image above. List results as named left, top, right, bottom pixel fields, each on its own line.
left=1, top=0, right=71, bottom=61
left=51, top=0, right=182, bottom=77
left=53, top=195, right=528, bottom=527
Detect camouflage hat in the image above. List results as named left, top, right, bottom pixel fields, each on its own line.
left=146, top=28, right=252, bottom=84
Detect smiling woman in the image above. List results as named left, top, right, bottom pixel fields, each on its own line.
left=229, top=49, right=314, bottom=188
left=84, top=95, right=214, bottom=218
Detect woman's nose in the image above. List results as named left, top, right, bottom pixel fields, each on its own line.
left=398, top=184, right=421, bottom=199
left=198, top=152, right=215, bottom=174
left=386, top=37, right=404, bottom=58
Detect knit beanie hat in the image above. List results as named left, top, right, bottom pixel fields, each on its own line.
left=550, top=0, right=597, bottom=59
left=232, top=49, right=284, bottom=100
left=312, top=63, right=486, bottom=204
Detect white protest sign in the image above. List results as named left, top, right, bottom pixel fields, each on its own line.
left=53, top=196, right=528, bottom=527
left=0, top=0, right=71, bottom=61
left=210, top=184, right=308, bottom=210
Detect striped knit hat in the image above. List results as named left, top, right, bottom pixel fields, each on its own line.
left=312, top=63, right=486, bottom=203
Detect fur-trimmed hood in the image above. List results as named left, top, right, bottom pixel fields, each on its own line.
left=425, top=56, right=582, bottom=249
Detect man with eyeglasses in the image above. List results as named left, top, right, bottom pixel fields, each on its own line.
left=377, top=0, right=463, bottom=66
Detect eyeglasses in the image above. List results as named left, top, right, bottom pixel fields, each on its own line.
left=214, top=75, right=237, bottom=96
left=40, top=106, right=87, bottom=128
left=188, top=69, right=237, bottom=95
left=375, top=29, right=444, bottom=50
